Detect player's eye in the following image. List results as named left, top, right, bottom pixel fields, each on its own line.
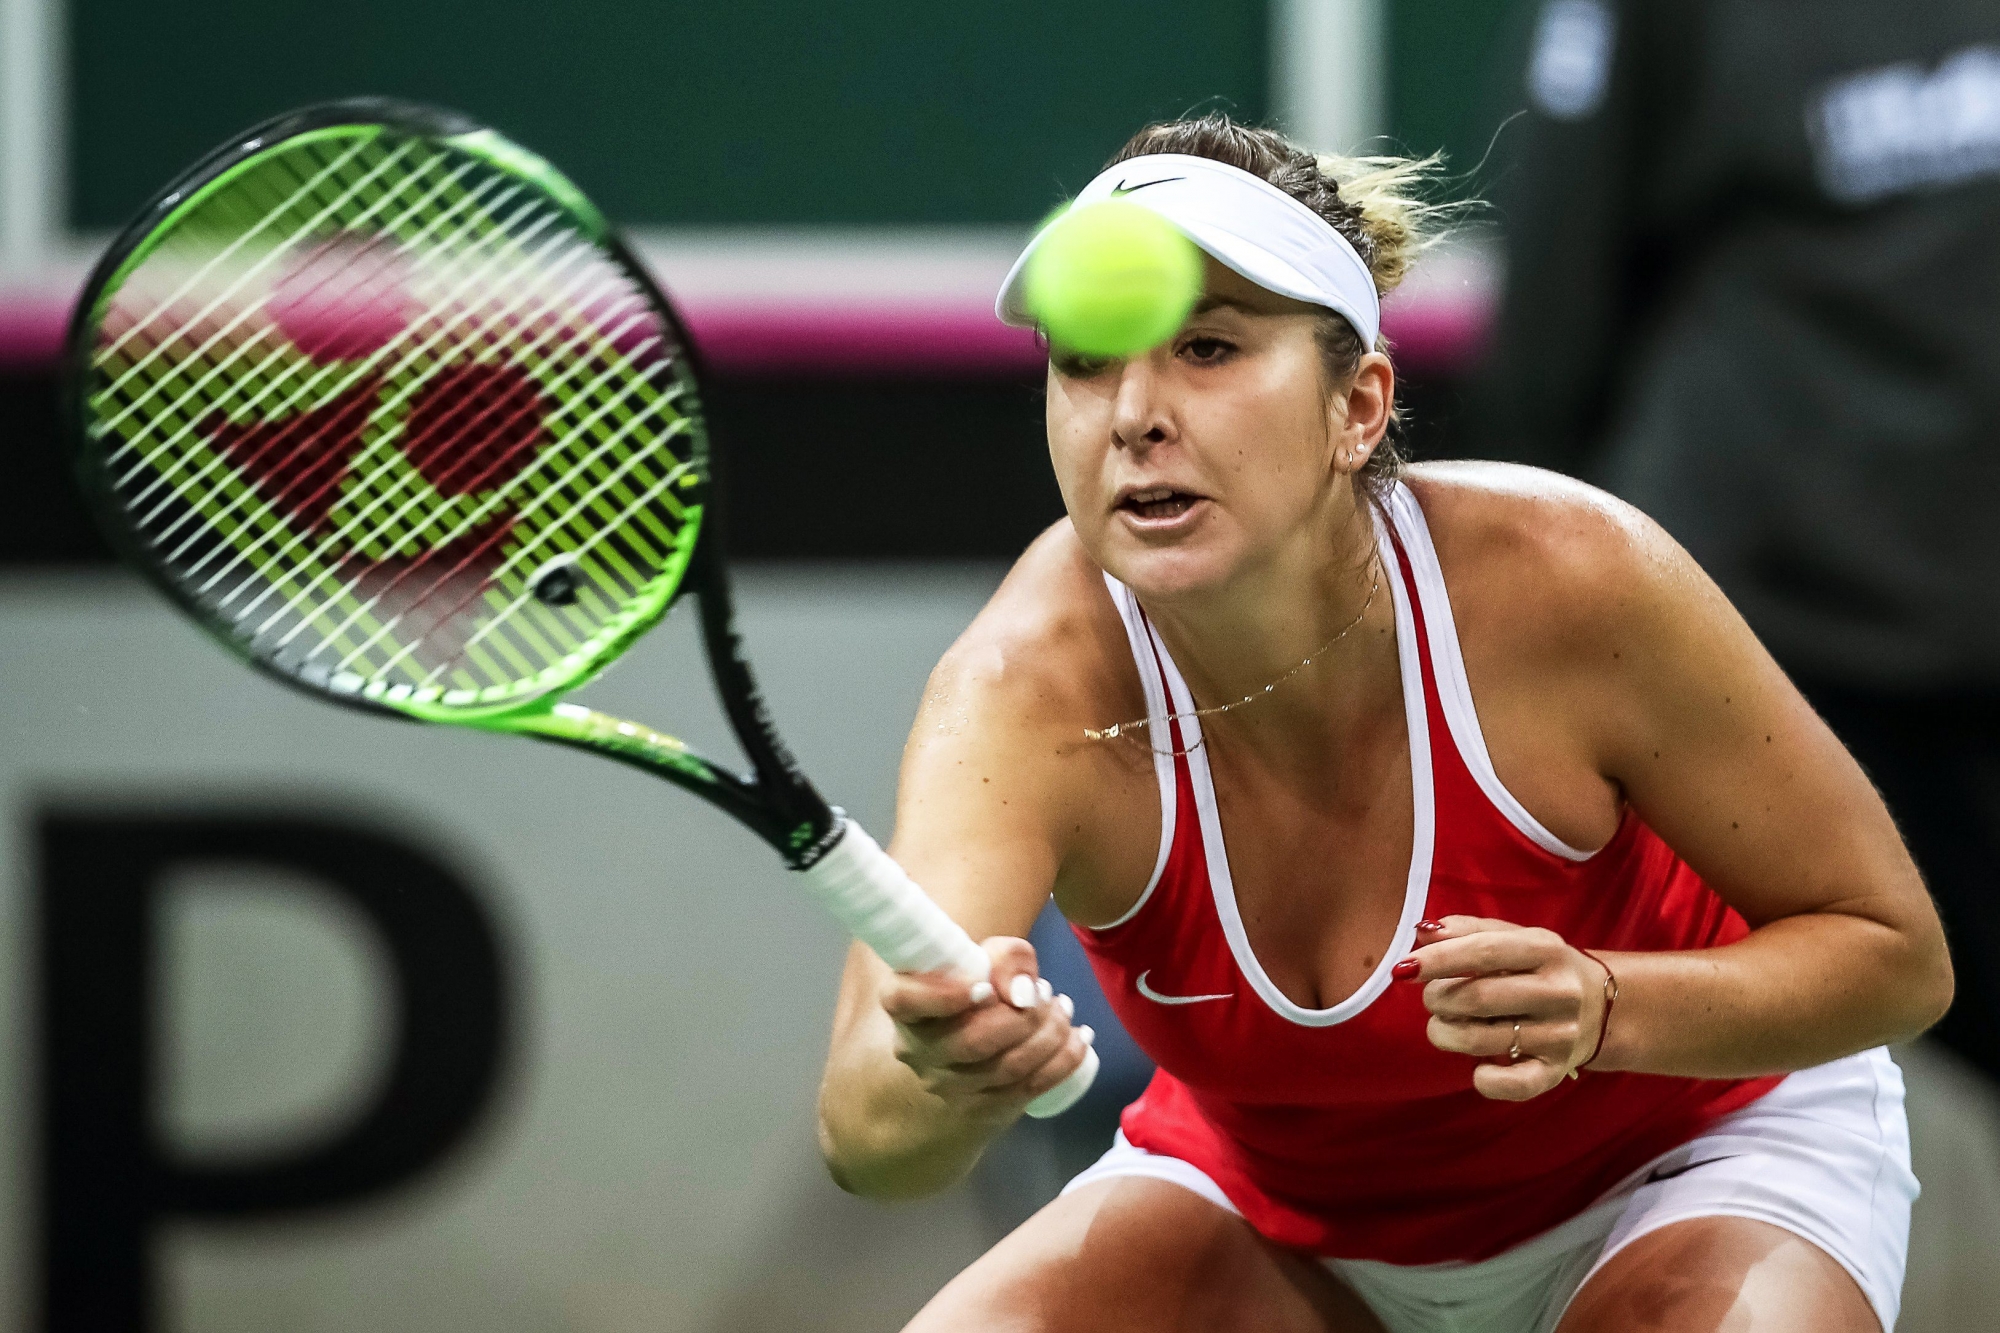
left=1179, top=335, right=1234, bottom=364
left=1050, top=348, right=1117, bottom=378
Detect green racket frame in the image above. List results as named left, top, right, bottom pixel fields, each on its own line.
left=64, top=99, right=834, bottom=862
left=64, top=99, right=1097, bottom=1117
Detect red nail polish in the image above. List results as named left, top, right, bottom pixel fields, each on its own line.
left=1417, top=920, right=1444, bottom=933
left=1392, top=958, right=1421, bottom=981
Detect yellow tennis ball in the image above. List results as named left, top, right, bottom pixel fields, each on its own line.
left=1022, top=199, right=1203, bottom=358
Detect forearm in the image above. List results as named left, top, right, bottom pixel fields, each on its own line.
left=816, top=1018, right=1014, bottom=1200
left=1587, top=912, right=1953, bottom=1078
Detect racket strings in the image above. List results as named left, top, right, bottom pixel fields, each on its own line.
left=116, top=154, right=535, bottom=528
left=174, top=201, right=607, bottom=590
left=379, top=423, right=697, bottom=688
left=218, top=228, right=597, bottom=588
left=233, top=309, right=677, bottom=685
left=297, top=377, right=682, bottom=676
left=249, top=199, right=685, bottom=589
left=102, top=150, right=550, bottom=671
left=99, top=137, right=451, bottom=446
left=321, top=376, right=686, bottom=657
left=97, top=133, right=398, bottom=373
left=108, top=145, right=519, bottom=558
left=86, top=126, right=705, bottom=706
left=252, top=250, right=691, bottom=672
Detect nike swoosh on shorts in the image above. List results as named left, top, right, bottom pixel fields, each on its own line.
left=1136, top=969, right=1234, bottom=1005
left=1644, top=1155, right=1740, bottom=1185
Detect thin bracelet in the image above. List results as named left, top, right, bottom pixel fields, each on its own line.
left=1571, top=948, right=1619, bottom=1077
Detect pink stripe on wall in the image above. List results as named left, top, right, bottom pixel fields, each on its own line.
left=1380, top=297, right=1492, bottom=372
left=2, top=289, right=1489, bottom=376
left=680, top=303, right=1045, bottom=375
left=0, top=294, right=71, bottom=368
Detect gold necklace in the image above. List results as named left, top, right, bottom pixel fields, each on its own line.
left=1086, top=557, right=1382, bottom=757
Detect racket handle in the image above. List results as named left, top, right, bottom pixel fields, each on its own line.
left=795, top=818, right=1099, bottom=1119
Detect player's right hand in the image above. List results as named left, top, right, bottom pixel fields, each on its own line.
left=879, top=936, right=1094, bottom=1119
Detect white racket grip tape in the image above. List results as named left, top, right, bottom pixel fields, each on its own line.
left=796, top=819, right=1099, bottom=1119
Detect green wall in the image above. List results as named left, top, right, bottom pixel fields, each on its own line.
left=69, top=0, right=1267, bottom=229
left=1391, top=0, right=1522, bottom=174
left=69, top=0, right=1519, bottom=231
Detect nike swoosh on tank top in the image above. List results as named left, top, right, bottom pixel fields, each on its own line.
left=1074, top=482, right=1781, bottom=1264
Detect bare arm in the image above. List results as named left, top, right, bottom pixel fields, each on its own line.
left=816, top=592, right=1104, bottom=1198
left=1405, top=481, right=1952, bottom=1096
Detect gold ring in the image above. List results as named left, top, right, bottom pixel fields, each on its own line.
left=1508, top=1020, right=1523, bottom=1063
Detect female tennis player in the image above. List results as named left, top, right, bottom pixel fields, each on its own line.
left=815, top=115, right=1951, bottom=1333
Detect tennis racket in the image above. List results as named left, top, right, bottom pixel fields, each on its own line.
left=63, top=98, right=1096, bottom=1119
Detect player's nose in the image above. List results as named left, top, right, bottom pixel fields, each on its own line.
left=1108, top=358, right=1175, bottom=453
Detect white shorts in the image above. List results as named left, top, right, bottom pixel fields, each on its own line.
left=1061, top=1048, right=1915, bottom=1333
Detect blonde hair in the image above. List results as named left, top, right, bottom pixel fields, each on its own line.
left=1309, top=151, right=1455, bottom=302
left=1108, top=115, right=1459, bottom=488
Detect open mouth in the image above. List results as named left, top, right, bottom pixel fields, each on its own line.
left=1118, top=486, right=1204, bottom=520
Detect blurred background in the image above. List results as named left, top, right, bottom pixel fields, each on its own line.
left=2, top=1, right=1997, bottom=1329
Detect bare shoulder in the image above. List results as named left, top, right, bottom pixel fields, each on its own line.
left=1402, top=460, right=1778, bottom=822
left=1402, top=461, right=1698, bottom=656
left=1390, top=462, right=1752, bottom=848
left=896, top=520, right=1157, bottom=929
left=917, top=518, right=1138, bottom=746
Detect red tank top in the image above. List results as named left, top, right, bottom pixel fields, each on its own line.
left=1074, top=483, right=1780, bottom=1265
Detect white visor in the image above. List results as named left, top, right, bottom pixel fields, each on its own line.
left=995, top=153, right=1381, bottom=349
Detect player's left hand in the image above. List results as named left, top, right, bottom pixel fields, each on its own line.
left=1394, top=917, right=1611, bottom=1102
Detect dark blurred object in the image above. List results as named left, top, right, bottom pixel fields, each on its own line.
left=0, top=369, right=1065, bottom=564
left=1473, top=0, right=2000, bottom=1082
left=0, top=373, right=111, bottom=565
left=1800, top=685, right=2000, bottom=1080
left=1396, top=369, right=1473, bottom=468
left=1476, top=0, right=2000, bottom=689
left=0, top=366, right=1473, bottom=567
left=705, top=375, right=1061, bottom=558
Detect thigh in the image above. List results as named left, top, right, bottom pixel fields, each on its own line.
left=905, top=1177, right=1384, bottom=1333
left=1556, top=1217, right=1879, bottom=1333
